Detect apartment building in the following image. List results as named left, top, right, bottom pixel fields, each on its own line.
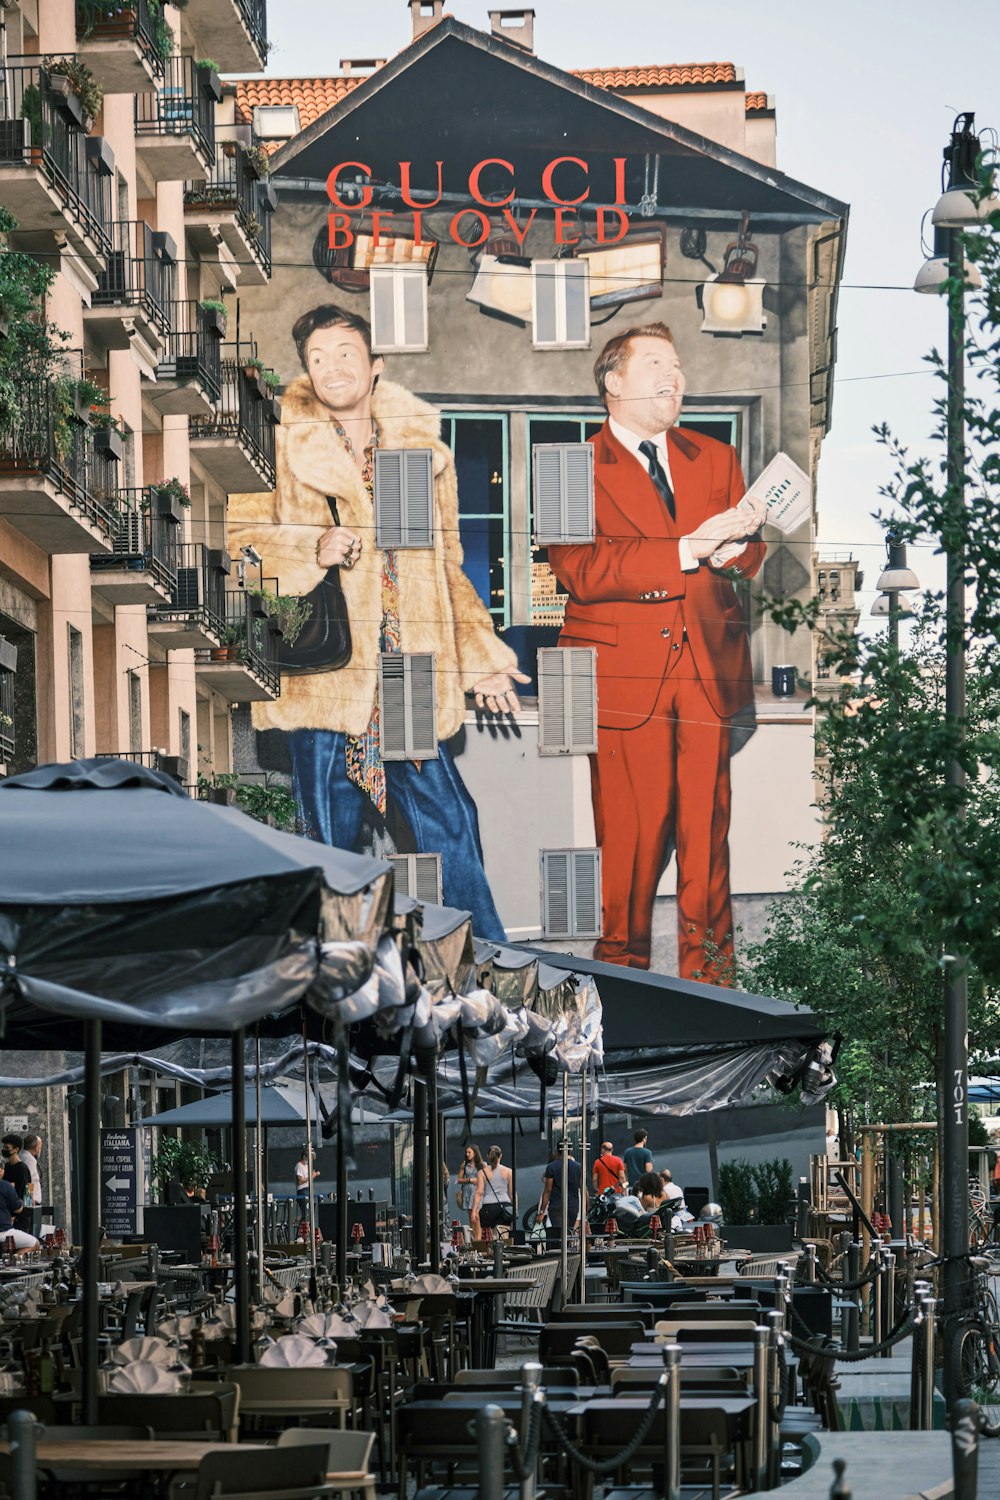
left=0, top=0, right=277, bottom=789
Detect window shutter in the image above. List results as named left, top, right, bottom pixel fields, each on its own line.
left=390, top=852, right=442, bottom=904
left=379, top=652, right=438, bottom=760
left=374, top=449, right=434, bottom=548
left=370, top=266, right=429, bottom=352
left=532, top=443, right=594, bottom=545
left=537, top=647, right=597, bottom=755
left=541, top=848, right=601, bottom=937
left=532, top=259, right=590, bottom=349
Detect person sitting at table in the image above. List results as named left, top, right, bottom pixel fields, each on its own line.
left=659, top=1168, right=686, bottom=1212
left=636, top=1172, right=669, bottom=1213
left=0, top=1158, right=38, bottom=1252
left=474, top=1145, right=516, bottom=1239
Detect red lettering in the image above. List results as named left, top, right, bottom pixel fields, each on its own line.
left=326, top=162, right=373, bottom=210
left=596, top=207, right=629, bottom=244
left=613, top=157, right=627, bottom=206
left=541, top=156, right=590, bottom=206
left=371, top=210, right=394, bottom=247
left=501, top=207, right=538, bottom=247
left=468, top=158, right=515, bottom=207
left=450, top=209, right=490, bottom=248
left=554, top=208, right=582, bottom=246
left=400, top=160, right=443, bottom=209
left=327, top=213, right=355, bottom=250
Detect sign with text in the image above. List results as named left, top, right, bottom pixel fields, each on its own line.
left=100, top=1128, right=143, bottom=1238
left=3, top=1116, right=28, bottom=1134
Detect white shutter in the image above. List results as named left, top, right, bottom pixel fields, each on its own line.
left=532, top=259, right=590, bottom=349
left=389, top=852, right=442, bottom=904
left=537, top=647, right=597, bottom=755
left=379, top=652, right=438, bottom=760
left=374, top=449, right=434, bottom=548
left=541, top=848, right=601, bottom=937
left=370, top=266, right=428, bottom=352
left=532, top=443, right=594, bottom=545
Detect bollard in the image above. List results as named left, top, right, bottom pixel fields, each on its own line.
left=320, top=1241, right=332, bottom=1274
left=752, top=1324, right=770, bottom=1492
left=950, top=1397, right=979, bottom=1500
left=477, top=1403, right=507, bottom=1500
left=921, top=1297, right=937, bottom=1433
left=843, top=1242, right=860, bottom=1353
left=9, top=1409, right=39, bottom=1500
left=518, top=1361, right=542, bottom=1500
left=871, top=1252, right=882, bottom=1356
left=830, top=1456, right=851, bottom=1500
left=766, top=1311, right=784, bottom=1488
left=909, top=1290, right=924, bottom=1430
left=802, top=1243, right=818, bottom=1286
left=883, top=1252, right=896, bottom=1358
left=662, top=1342, right=681, bottom=1500
left=493, top=1238, right=504, bottom=1278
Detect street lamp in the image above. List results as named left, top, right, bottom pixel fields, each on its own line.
left=870, top=533, right=920, bottom=648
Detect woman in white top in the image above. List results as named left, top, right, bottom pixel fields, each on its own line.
left=473, top=1145, right=516, bottom=1239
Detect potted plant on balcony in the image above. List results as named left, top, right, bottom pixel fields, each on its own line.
left=151, top=475, right=191, bottom=524
left=43, top=56, right=103, bottom=133
left=144, top=1, right=175, bottom=65
left=90, top=406, right=126, bottom=462
left=244, top=143, right=270, bottom=180
left=196, top=58, right=223, bottom=104
left=219, top=621, right=242, bottom=662
left=241, top=354, right=267, bottom=397
left=249, top=588, right=311, bottom=648
left=199, top=298, right=228, bottom=340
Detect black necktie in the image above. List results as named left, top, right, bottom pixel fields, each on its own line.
left=639, top=439, right=675, bottom=521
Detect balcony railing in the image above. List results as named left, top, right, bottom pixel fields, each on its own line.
left=135, top=54, right=216, bottom=162
left=94, top=750, right=189, bottom=783
left=158, top=300, right=222, bottom=403
left=90, top=486, right=179, bottom=591
left=196, top=588, right=279, bottom=695
left=235, top=0, right=268, bottom=61
left=75, top=0, right=165, bottom=78
left=0, top=378, right=120, bottom=539
left=0, top=668, right=13, bottom=762
left=93, top=219, right=174, bottom=334
left=185, top=142, right=272, bottom=277
left=190, top=355, right=276, bottom=485
left=153, top=541, right=226, bottom=636
left=0, top=57, right=113, bottom=254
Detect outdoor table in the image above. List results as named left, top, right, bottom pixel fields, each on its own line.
left=0, top=1437, right=269, bottom=1494
left=569, top=1394, right=755, bottom=1443
left=629, top=1342, right=757, bottom=1369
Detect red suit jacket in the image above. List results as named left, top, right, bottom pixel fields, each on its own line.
left=549, top=423, right=765, bottom=728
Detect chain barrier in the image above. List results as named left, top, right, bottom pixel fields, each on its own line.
left=814, top=1258, right=877, bottom=1292
left=784, top=1300, right=917, bottom=1362
left=504, top=1394, right=544, bottom=1483
left=538, top=1378, right=666, bottom=1475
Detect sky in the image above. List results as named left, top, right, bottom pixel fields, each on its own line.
left=261, top=0, right=997, bottom=615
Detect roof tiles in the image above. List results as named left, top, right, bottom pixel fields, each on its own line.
left=574, top=62, right=738, bottom=89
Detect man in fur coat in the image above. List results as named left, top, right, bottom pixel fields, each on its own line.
left=229, top=306, right=527, bottom=938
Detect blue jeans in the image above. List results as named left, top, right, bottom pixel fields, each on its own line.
left=289, top=729, right=506, bottom=941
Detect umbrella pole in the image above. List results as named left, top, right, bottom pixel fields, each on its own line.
left=82, top=1018, right=102, bottom=1425
left=561, top=1071, right=569, bottom=1311
left=413, top=1080, right=428, bottom=1267
left=303, top=1033, right=317, bottom=1279
left=428, top=1067, right=442, bottom=1265
left=231, top=1031, right=251, bottom=1365
left=579, top=1067, right=588, bottom=1307
left=254, top=1034, right=264, bottom=1304
left=336, top=1088, right=348, bottom=1293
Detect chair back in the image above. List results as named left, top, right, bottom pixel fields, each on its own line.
left=655, top=1319, right=759, bottom=1342
left=193, top=1443, right=328, bottom=1500
left=277, top=1426, right=375, bottom=1473
left=540, top=1321, right=644, bottom=1362
left=225, top=1365, right=352, bottom=1402
left=500, top=1259, right=560, bottom=1316
left=454, top=1366, right=579, bottom=1390
left=98, top=1385, right=239, bottom=1441
left=555, top=1304, right=656, bottom=1329
left=655, top=1303, right=760, bottom=1324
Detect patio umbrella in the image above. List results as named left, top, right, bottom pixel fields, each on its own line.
left=143, top=1086, right=307, bottom=1127
left=0, top=758, right=392, bottom=1416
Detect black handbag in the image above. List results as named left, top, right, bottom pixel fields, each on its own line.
left=277, top=497, right=352, bottom=675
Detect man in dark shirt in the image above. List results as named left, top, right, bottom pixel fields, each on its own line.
left=0, top=1159, right=38, bottom=1251
left=2, top=1136, right=31, bottom=1233
left=537, top=1140, right=585, bottom=1236
left=623, top=1129, right=654, bottom=1190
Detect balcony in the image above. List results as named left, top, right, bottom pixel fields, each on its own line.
left=135, top=55, right=217, bottom=183
left=152, top=300, right=222, bottom=415
left=0, top=57, right=113, bottom=288
left=184, top=142, right=273, bottom=284
left=195, top=588, right=279, bottom=701
left=181, top=0, right=268, bottom=73
left=147, top=541, right=226, bottom=649
left=0, top=379, right=119, bottom=553
left=90, top=486, right=179, bottom=605
left=94, top=749, right=189, bottom=784
left=0, top=666, right=14, bottom=767
left=190, top=353, right=277, bottom=491
left=75, top=0, right=165, bottom=94
left=85, top=219, right=175, bottom=360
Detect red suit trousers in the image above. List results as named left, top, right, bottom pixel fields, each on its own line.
left=591, top=647, right=734, bottom=979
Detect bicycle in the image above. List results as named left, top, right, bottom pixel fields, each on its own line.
left=913, top=1246, right=1000, bottom=1402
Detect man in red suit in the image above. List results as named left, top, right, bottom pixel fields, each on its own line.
left=549, top=323, right=766, bottom=979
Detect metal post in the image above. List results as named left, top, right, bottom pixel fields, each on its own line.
left=230, top=1030, right=251, bottom=1365
left=302, top=1031, right=317, bottom=1278
left=560, top=1072, right=569, bottom=1306
left=767, top=1311, right=784, bottom=1488
left=910, top=1288, right=925, bottom=1430
left=579, top=1067, right=588, bottom=1306
left=477, top=1403, right=506, bottom=1500
left=254, top=1033, right=264, bottom=1304
left=843, top=1242, right=860, bottom=1353
left=752, top=1324, right=770, bottom=1492
left=922, top=1296, right=937, bottom=1431
left=871, top=1250, right=883, bottom=1355
left=941, top=147, right=971, bottom=1405
left=950, top=1397, right=979, bottom=1500
left=883, top=1252, right=896, bottom=1357
left=412, top=1080, right=428, bottom=1266
left=8, top=1409, right=38, bottom=1500
left=662, top=1343, right=681, bottom=1500
left=82, top=1018, right=102, bottom=1425
left=336, top=1097, right=349, bottom=1291
left=428, top=1067, right=442, bottom=1263
left=519, top=1361, right=542, bottom=1500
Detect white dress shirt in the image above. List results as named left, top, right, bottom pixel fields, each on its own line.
left=20, top=1151, right=40, bottom=1203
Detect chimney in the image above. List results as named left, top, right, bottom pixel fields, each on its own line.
left=408, top=0, right=444, bottom=40
left=339, top=58, right=387, bottom=76
left=489, top=8, right=535, bottom=53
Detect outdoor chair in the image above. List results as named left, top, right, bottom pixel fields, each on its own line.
left=554, top=1304, right=657, bottom=1329
left=653, top=1302, right=762, bottom=1325
left=395, top=1402, right=482, bottom=1500
left=453, top=1366, right=580, bottom=1391
left=611, top=1367, right=748, bottom=1396
left=98, top=1383, right=239, bottom=1441
left=539, top=1321, right=645, bottom=1364
left=578, top=1401, right=731, bottom=1500
left=493, top=1259, right=560, bottom=1342
left=654, top=1319, right=760, bottom=1343
left=223, top=1366, right=354, bottom=1434
left=411, top=1293, right=463, bottom=1380
left=277, top=1426, right=377, bottom=1500
left=176, top=1443, right=332, bottom=1500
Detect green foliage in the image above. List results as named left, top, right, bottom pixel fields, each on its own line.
left=21, top=85, right=43, bottom=146
left=245, top=144, right=270, bottom=179
left=44, top=57, right=103, bottom=124
left=150, top=1136, right=221, bottom=1199
left=153, top=476, right=191, bottom=507
left=195, top=59, right=222, bottom=74
left=718, top=1160, right=757, bottom=1224
left=242, top=355, right=265, bottom=374
left=751, top=1157, right=794, bottom=1224
left=260, top=370, right=281, bottom=392
left=718, top=1157, right=793, bottom=1224
left=247, top=586, right=311, bottom=646
left=144, top=1, right=175, bottom=62
left=198, top=772, right=300, bottom=833
left=199, top=298, right=227, bottom=316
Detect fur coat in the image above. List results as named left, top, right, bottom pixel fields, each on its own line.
left=228, top=376, right=518, bottom=738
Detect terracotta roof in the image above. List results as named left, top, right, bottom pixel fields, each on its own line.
left=236, top=75, right=363, bottom=134
left=573, top=62, right=738, bottom=89
left=744, top=91, right=770, bottom=112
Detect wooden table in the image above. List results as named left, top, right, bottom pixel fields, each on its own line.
left=0, top=1439, right=268, bottom=1471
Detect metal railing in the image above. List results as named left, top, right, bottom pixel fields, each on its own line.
left=94, top=750, right=189, bottom=784
left=185, top=142, right=272, bottom=276
left=0, top=57, right=113, bottom=254
left=157, top=300, right=222, bottom=403
left=89, top=486, right=179, bottom=591
left=75, top=0, right=165, bottom=78
left=0, top=669, right=13, bottom=761
left=190, top=355, right=276, bottom=485
left=234, top=0, right=268, bottom=60
left=135, top=54, right=216, bottom=163
left=196, top=589, right=279, bottom=694
left=151, top=541, right=226, bottom=637
left=0, top=378, right=120, bottom=541
left=93, top=219, right=174, bottom=334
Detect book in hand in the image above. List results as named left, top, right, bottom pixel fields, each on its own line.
left=737, top=451, right=811, bottom=535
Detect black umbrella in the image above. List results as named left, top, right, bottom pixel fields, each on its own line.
left=0, top=759, right=391, bottom=1417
